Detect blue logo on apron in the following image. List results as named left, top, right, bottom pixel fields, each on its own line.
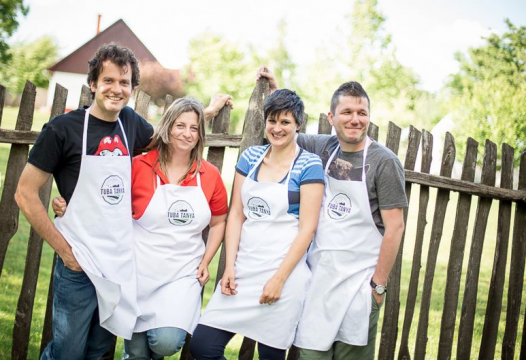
left=167, top=200, right=195, bottom=226
left=100, top=175, right=125, bottom=205
left=327, top=193, right=352, bottom=220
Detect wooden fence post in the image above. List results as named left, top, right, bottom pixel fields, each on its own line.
left=479, top=143, right=514, bottom=359
left=438, top=137, right=478, bottom=359
left=456, top=140, right=497, bottom=360
left=502, top=150, right=526, bottom=359
left=11, top=84, right=68, bottom=360
left=0, top=84, right=5, bottom=127
left=414, top=132, right=455, bottom=359
left=0, top=81, right=36, bottom=278
left=398, top=129, right=433, bottom=360
left=378, top=122, right=408, bottom=360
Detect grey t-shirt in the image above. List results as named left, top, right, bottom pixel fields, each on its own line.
left=297, top=134, right=408, bottom=234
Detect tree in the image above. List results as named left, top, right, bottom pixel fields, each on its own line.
left=0, top=0, right=29, bottom=64
left=183, top=32, right=254, bottom=130
left=0, top=36, right=58, bottom=95
left=448, top=19, right=526, bottom=162
left=302, top=0, right=444, bottom=131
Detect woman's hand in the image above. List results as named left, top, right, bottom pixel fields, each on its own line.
left=197, top=262, right=210, bottom=286
left=52, top=196, right=67, bottom=217
left=259, top=275, right=284, bottom=305
left=220, top=266, right=238, bottom=296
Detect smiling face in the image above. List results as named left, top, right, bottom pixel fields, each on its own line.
left=329, top=95, right=370, bottom=152
left=265, top=111, right=300, bottom=149
left=170, top=111, right=200, bottom=155
left=89, top=60, right=133, bottom=121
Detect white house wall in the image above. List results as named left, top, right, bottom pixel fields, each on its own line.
left=47, top=72, right=88, bottom=110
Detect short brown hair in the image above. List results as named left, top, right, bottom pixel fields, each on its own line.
left=87, top=43, right=140, bottom=97
left=330, top=81, right=370, bottom=114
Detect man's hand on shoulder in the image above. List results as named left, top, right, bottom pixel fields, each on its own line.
left=256, top=66, right=279, bottom=94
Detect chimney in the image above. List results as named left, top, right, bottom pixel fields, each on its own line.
left=96, top=14, right=101, bottom=35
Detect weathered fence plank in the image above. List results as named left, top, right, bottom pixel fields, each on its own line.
left=79, top=85, right=92, bottom=108
left=502, top=150, right=526, bottom=359
left=456, top=140, right=497, bottom=360
left=438, top=137, right=478, bottom=359
left=368, top=122, right=379, bottom=141
left=404, top=170, right=526, bottom=202
left=135, top=91, right=150, bottom=119
left=479, top=144, right=514, bottom=359
left=207, top=105, right=232, bottom=173
left=0, top=84, right=5, bottom=127
left=318, top=113, right=331, bottom=135
left=398, top=129, right=433, bottom=360
left=414, top=132, right=455, bottom=359
left=11, top=84, right=68, bottom=360
left=378, top=122, right=409, bottom=360
left=0, top=81, right=36, bottom=279
left=40, top=255, right=56, bottom=356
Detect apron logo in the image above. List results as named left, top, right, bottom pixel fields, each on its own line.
left=100, top=175, right=125, bottom=205
left=247, top=197, right=271, bottom=219
left=168, top=200, right=195, bottom=226
left=327, top=193, right=352, bottom=220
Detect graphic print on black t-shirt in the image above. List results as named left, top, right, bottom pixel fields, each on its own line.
left=94, top=135, right=129, bottom=156
left=321, top=150, right=370, bottom=181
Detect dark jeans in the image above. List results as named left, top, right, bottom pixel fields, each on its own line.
left=190, top=324, right=286, bottom=360
left=40, top=256, right=113, bottom=360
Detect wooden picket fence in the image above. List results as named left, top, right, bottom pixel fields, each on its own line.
left=0, top=78, right=525, bottom=360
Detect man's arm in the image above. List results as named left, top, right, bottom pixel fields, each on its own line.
left=204, top=94, right=234, bottom=121
left=372, top=207, right=405, bottom=304
left=15, top=163, right=81, bottom=271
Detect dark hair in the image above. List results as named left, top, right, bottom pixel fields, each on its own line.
left=264, top=89, right=305, bottom=128
left=87, top=43, right=140, bottom=97
left=330, top=81, right=370, bottom=114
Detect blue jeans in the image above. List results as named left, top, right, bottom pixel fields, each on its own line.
left=40, top=256, right=113, bottom=360
left=123, top=327, right=187, bottom=359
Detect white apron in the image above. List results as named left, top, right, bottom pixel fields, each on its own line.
left=200, top=146, right=311, bottom=350
left=133, top=172, right=211, bottom=333
left=294, top=138, right=383, bottom=350
left=54, top=108, right=140, bottom=340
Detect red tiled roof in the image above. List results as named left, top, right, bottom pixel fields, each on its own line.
left=49, top=19, right=158, bottom=74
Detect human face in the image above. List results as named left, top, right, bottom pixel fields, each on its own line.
left=170, top=111, right=200, bottom=155
left=89, top=60, right=133, bottom=121
left=328, top=95, right=370, bottom=151
left=265, top=111, right=300, bottom=149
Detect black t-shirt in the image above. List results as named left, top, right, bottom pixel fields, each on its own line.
left=28, top=106, right=154, bottom=203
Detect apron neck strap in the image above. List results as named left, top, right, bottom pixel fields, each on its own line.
left=325, top=137, right=371, bottom=183
left=83, top=107, right=130, bottom=156
left=157, top=170, right=201, bottom=187
left=247, top=144, right=298, bottom=185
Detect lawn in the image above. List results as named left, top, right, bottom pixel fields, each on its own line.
left=0, top=105, right=524, bottom=359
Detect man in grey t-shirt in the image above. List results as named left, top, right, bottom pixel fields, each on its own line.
left=257, top=67, right=407, bottom=360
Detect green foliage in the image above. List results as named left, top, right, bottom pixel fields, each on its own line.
left=0, top=36, right=58, bottom=95
left=302, top=0, right=444, bottom=131
left=183, top=32, right=254, bottom=130
left=0, top=0, right=29, bottom=64
left=448, top=19, right=526, bottom=162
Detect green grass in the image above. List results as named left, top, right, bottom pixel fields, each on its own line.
left=1, top=107, right=524, bottom=359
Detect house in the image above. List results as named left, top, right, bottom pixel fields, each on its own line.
left=47, top=18, right=183, bottom=111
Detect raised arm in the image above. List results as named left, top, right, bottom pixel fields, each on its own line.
left=259, top=182, right=324, bottom=305
left=15, top=164, right=81, bottom=271
left=204, top=94, right=234, bottom=121
left=256, top=66, right=279, bottom=94
left=220, top=172, right=247, bottom=296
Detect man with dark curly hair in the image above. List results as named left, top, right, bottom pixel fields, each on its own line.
left=15, top=43, right=153, bottom=359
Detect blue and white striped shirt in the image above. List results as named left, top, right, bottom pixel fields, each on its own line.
left=236, top=145, right=324, bottom=217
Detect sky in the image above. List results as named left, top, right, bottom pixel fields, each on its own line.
left=10, top=0, right=526, bottom=93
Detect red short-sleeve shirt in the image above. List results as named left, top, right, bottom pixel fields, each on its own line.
left=131, top=149, right=228, bottom=220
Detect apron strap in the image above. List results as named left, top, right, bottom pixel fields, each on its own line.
left=247, top=144, right=298, bottom=185
left=325, top=137, right=371, bottom=183
left=82, top=107, right=130, bottom=156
